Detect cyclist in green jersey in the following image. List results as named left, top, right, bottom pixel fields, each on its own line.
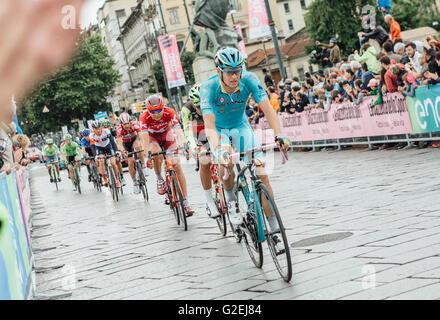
left=182, top=83, right=221, bottom=218
left=42, top=138, right=61, bottom=183
left=62, top=134, right=82, bottom=191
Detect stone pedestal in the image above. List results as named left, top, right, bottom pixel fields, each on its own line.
left=193, top=56, right=217, bottom=84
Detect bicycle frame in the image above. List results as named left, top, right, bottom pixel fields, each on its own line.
left=235, top=162, right=267, bottom=242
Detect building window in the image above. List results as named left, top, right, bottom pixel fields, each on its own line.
left=300, top=0, right=306, bottom=9
left=115, top=9, right=126, bottom=19
left=177, top=40, right=184, bottom=53
left=169, top=8, right=180, bottom=25
left=284, top=3, right=290, bottom=13
left=288, top=19, right=294, bottom=31
left=231, top=0, right=241, bottom=11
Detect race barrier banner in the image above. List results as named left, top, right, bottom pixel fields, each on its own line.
left=158, top=34, right=186, bottom=89
left=406, top=84, right=440, bottom=134
left=252, top=92, right=413, bottom=143
left=0, top=170, right=32, bottom=300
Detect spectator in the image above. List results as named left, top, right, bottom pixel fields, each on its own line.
left=368, top=78, right=380, bottom=95
left=399, top=71, right=417, bottom=97
left=378, top=0, right=392, bottom=16
left=405, top=42, right=423, bottom=74
left=354, top=43, right=381, bottom=74
left=350, top=61, right=363, bottom=78
left=262, top=68, right=274, bottom=88
left=292, top=86, right=310, bottom=112
left=267, top=86, right=280, bottom=112
left=317, top=38, right=341, bottom=66
left=13, top=134, right=31, bottom=167
left=424, top=52, right=440, bottom=85
left=312, top=43, right=332, bottom=69
left=358, top=12, right=390, bottom=47
left=361, top=63, right=375, bottom=90
left=383, top=41, right=401, bottom=63
left=384, top=15, right=402, bottom=44
left=394, top=42, right=409, bottom=64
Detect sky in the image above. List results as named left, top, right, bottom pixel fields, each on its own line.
left=80, top=0, right=106, bottom=28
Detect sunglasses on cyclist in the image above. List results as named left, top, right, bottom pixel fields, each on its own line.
left=149, top=108, right=163, bottom=114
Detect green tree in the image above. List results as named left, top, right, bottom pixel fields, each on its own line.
left=391, top=0, right=422, bottom=30
left=304, top=0, right=384, bottom=59
left=19, top=34, right=121, bottom=135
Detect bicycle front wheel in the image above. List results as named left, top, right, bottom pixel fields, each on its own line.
left=74, top=167, right=81, bottom=194
left=213, top=185, right=227, bottom=236
left=136, top=161, right=149, bottom=201
left=258, top=184, right=292, bottom=282
left=237, top=186, right=263, bottom=268
left=171, top=171, right=187, bottom=231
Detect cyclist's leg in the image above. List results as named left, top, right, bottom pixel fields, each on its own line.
left=133, top=138, right=146, bottom=164
left=232, top=122, right=278, bottom=229
left=217, top=128, right=235, bottom=200
left=123, top=141, right=136, bottom=180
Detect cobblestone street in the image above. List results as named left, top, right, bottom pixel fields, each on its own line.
left=30, top=148, right=440, bottom=300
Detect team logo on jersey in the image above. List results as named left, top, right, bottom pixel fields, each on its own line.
left=220, top=108, right=225, bottom=113
left=219, top=97, right=225, bottom=103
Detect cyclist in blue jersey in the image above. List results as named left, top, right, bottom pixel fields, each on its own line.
left=81, top=129, right=96, bottom=182
left=200, top=47, right=291, bottom=233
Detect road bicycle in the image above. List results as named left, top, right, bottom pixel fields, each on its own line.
left=149, top=147, right=187, bottom=231
left=127, top=150, right=149, bottom=201
left=48, top=160, right=61, bottom=191
left=67, top=159, right=82, bottom=195
left=223, top=140, right=292, bottom=282
left=87, top=157, right=102, bottom=192
left=195, top=149, right=228, bottom=236
left=103, top=154, right=120, bottom=202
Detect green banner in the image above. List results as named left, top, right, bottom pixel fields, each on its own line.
left=406, top=85, right=440, bottom=134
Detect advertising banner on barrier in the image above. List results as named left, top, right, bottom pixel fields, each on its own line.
left=252, top=92, right=412, bottom=143
left=0, top=172, right=31, bottom=299
left=247, top=0, right=271, bottom=40
left=15, top=168, right=31, bottom=247
left=406, top=85, right=440, bottom=134
left=158, top=34, right=186, bottom=89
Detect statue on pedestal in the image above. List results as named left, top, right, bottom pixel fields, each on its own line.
left=191, top=0, right=242, bottom=59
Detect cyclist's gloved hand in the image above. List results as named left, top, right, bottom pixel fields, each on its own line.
left=217, top=148, right=229, bottom=166
left=275, top=134, right=291, bottom=151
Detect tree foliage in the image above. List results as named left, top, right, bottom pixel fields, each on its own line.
left=19, top=34, right=121, bottom=134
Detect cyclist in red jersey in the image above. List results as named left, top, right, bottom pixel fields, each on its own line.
left=139, top=95, right=195, bottom=216
left=116, top=112, right=148, bottom=194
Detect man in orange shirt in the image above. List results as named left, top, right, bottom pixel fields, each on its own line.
left=385, top=15, right=402, bottom=44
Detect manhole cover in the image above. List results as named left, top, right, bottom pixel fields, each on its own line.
left=291, top=232, right=353, bottom=248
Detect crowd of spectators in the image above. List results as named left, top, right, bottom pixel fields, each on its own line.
left=0, top=98, right=32, bottom=175
left=248, top=12, right=440, bottom=150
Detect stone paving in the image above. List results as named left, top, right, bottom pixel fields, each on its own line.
left=29, top=147, right=440, bottom=300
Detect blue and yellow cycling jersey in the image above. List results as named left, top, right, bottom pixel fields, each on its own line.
left=200, top=70, right=268, bottom=160
left=200, top=70, right=268, bottom=129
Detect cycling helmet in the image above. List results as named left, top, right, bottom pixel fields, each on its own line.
left=91, top=120, right=101, bottom=129
left=215, top=47, right=245, bottom=72
left=146, top=94, right=164, bottom=111
left=64, top=134, right=72, bottom=141
left=82, top=129, right=91, bottom=137
left=189, top=84, right=201, bottom=106
left=119, top=112, right=130, bottom=124
left=46, top=138, right=53, bottom=145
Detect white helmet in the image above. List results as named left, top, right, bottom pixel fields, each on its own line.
left=119, top=112, right=130, bottom=124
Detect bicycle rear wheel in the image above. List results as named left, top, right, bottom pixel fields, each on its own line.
left=171, top=171, right=187, bottom=231
left=258, top=184, right=292, bottom=282
left=237, top=185, right=263, bottom=268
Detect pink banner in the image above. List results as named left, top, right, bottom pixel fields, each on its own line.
left=252, top=93, right=413, bottom=143
left=232, top=24, right=248, bottom=58
left=15, top=167, right=30, bottom=247
left=247, top=0, right=271, bottom=40
left=158, top=34, right=186, bottom=89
